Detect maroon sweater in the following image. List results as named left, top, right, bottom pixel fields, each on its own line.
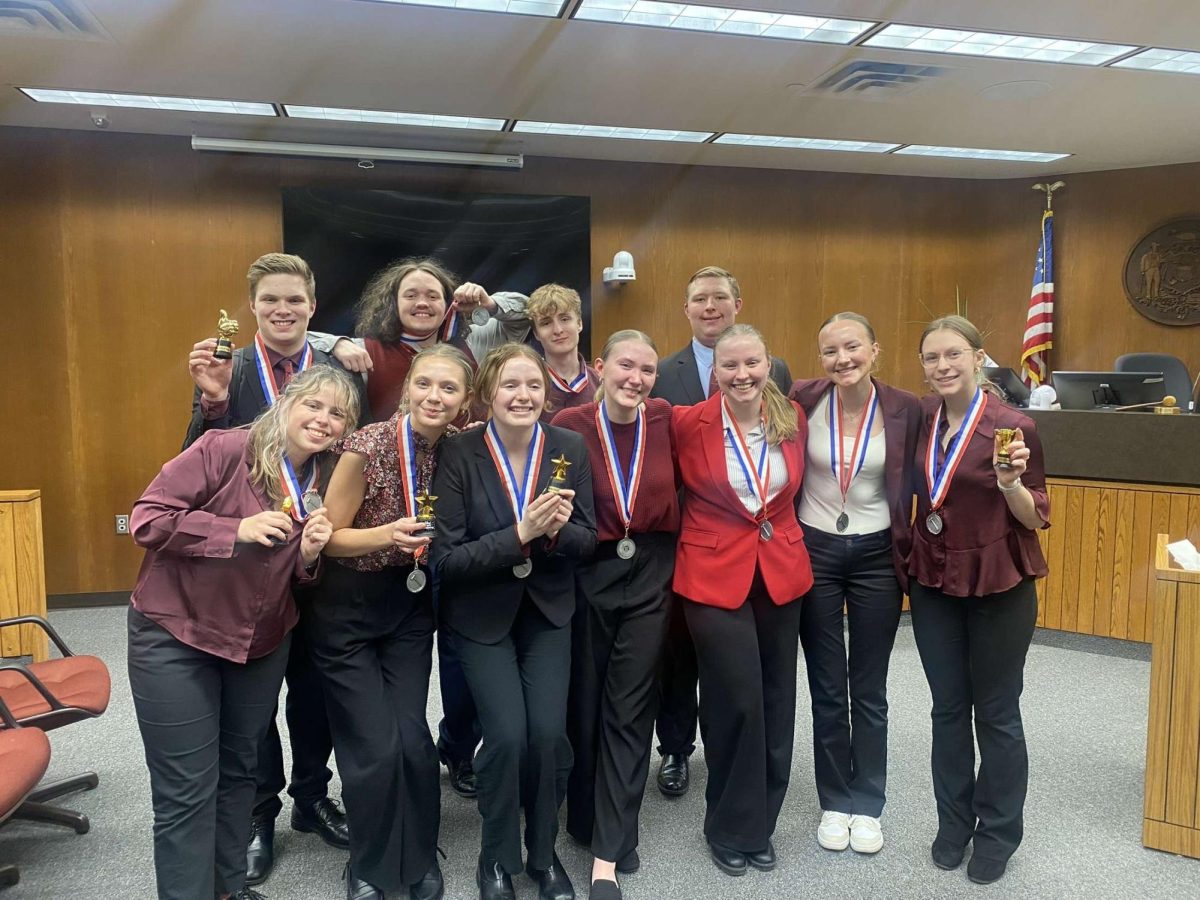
left=552, top=398, right=679, bottom=542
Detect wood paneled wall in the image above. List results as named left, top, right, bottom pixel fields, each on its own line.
left=2, top=127, right=1199, bottom=595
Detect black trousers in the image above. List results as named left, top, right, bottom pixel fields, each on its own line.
left=307, top=563, right=440, bottom=892
left=436, top=624, right=482, bottom=765
left=909, top=579, right=1038, bottom=863
left=654, top=592, right=699, bottom=756
left=127, top=607, right=290, bottom=900
left=798, top=528, right=901, bottom=818
left=684, top=577, right=803, bottom=852
left=252, top=592, right=334, bottom=820
left=453, top=598, right=572, bottom=875
left=566, top=535, right=673, bottom=861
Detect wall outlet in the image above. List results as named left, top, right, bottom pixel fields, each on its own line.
left=115, top=515, right=130, bottom=535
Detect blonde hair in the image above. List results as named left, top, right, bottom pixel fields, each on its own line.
left=474, top=343, right=554, bottom=416
left=247, top=366, right=361, bottom=503
left=398, top=344, right=476, bottom=416
left=593, top=329, right=658, bottom=402
left=714, top=324, right=798, bottom=444
left=355, top=257, right=460, bottom=342
left=527, top=284, right=583, bottom=322
left=686, top=265, right=741, bottom=300
left=247, top=253, right=316, bottom=302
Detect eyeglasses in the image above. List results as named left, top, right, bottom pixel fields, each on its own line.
left=919, top=348, right=974, bottom=367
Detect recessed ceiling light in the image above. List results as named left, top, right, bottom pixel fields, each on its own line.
left=894, top=145, right=1070, bottom=162
left=1112, top=48, right=1200, bottom=74
left=864, top=25, right=1135, bottom=66
left=365, top=0, right=565, bottom=17
left=285, top=105, right=505, bottom=131
left=18, top=88, right=276, bottom=116
left=514, top=121, right=713, bottom=142
left=574, top=1, right=875, bottom=45
left=715, top=134, right=900, bottom=152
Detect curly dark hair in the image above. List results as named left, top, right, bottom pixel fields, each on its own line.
left=354, top=257, right=461, bottom=342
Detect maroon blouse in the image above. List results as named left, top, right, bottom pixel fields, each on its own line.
left=908, top=393, right=1050, bottom=598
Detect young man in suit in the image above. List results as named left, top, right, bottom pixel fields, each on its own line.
left=647, top=266, right=792, bottom=798
left=184, top=253, right=364, bottom=887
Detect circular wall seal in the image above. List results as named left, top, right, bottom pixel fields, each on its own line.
left=1123, top=219, right=1200, bottom=326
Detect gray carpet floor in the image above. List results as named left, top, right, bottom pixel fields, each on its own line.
left=2, top=607, right=1197, bottom=899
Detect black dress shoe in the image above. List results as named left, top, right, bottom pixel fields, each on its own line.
left=615, top=848, right=639, bottom=874
left=527, top=853, right=575, bottom=900
left=229, top=890, right=267, bottom=900
left=291, top=797, right=351, bottom=849
left=440, top=750, right=478, bottom=799
left=967, top=855, right=1008, bottom=884
left=245, top=815, right=275, bottom=886
left=745, top=841, right=776, bottom=872
left=931, top=836, right=968, bottom=871
left=476, top=857, right=515, bottom=900
left=707, top=842, right=747, bottom=877
left=410, top=859, right=445, bottom=900
left=589, top=880, right=622, bottom=900
left=656, top=753, right=689, bottom=797
left=345, top=863, right=384, bottom=900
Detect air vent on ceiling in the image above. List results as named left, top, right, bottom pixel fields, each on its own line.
left=0, top=0, right=112, bottom=41
left=813, top=61, right=947, bottom=99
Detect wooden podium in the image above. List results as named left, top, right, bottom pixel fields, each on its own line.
left=0, top=490, right=48, bottom=662
left=1144, top=533, right=1200, bottom=858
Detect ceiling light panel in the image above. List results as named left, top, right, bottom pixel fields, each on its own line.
left=1112, top=48, right=1200, bottom=74
left=285, top=105, right=505, bottom=130
left=715, top=134, right=900, bottom=152
left=894, top=145, right=1069, bottom=162
left=19, top=88, right=276, bottom=115
left=864, top=25, right=1135, bottom=66
left=574, top=1, right=875, bottom=45
left=366, top=0, right=564, bottom=17
left=514, top=121, right=713, bottom=141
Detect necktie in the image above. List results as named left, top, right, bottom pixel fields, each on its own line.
left=281, top=358, right=295, bottom=388
left=707, top=366, right=718, bottom=399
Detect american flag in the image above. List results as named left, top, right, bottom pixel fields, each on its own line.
left=1020, top=210, right=1054, bottom=387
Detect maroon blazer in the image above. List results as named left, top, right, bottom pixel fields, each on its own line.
left=789, top=377, right=921, bottom=587
left=671, top=393, right=814, bottom=608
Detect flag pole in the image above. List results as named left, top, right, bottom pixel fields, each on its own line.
left=1032, top=180, right=1065, bottom=210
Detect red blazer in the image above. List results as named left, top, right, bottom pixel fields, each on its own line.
left=671, top=393, right=814, bottom=608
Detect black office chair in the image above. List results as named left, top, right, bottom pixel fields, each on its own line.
left=1114, top=353, right=1195, bottom=412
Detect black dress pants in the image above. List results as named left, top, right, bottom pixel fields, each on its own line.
left=308, top=563, right=439, bottom=891
left=453, top=598, right=572, bottom=875
left=436, top=623, right=482, bottom=765
left=909, top=579, right=1038, bottom=863
left=252, top=591, right=334, bottom=820
left=683, top=576, right=803, bottom=852
left=128, top=607, right=291, bottom=900
left=799, top=528, right=901, bottom=818
left=566, top=535, right=673, bottom=861
left=654, top=592, right=699, bottom=756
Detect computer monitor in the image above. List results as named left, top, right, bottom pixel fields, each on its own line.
left=983, top=367, right=1031, bottom=407
left=1051, top=371, right=1166, bottom=410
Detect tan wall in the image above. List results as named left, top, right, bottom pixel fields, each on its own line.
left=2, top=127, right=1198, bottom=594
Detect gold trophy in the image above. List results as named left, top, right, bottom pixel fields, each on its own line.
left=994, top=428, right=1017, bottom=469
left=409, top=493, right=436, bottom=593
left=415, top=493, right=437, bottom=537
left=214, top=309, right=240, bottom=360
left=546, top=454, right=572, bottom=493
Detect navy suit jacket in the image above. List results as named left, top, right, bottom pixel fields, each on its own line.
left=651, top=341, right=793, bottom=407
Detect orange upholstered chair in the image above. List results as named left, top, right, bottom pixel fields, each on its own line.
left=0, top=615, right=111, bottom=835
left=0, top=697, right=52, bottom=889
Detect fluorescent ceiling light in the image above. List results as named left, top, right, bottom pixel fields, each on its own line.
left=191, top=136, right=523, bottom=169
left=514, top=121, right=713, bottom=142
left=19, top=88, right=276, bottom=116
left=285, top=105, right=506, bottom=131
left=715, top=134, right=900, bottom=153
left=1112, top=48, right=1200, bottom=74
left=365, top=0, right=564, bottom=16
left=894, top=145, right=1069, bottom=162
left=864, top=25, right=1135, bottom=66
left=574, top=1, right=874, bottom=45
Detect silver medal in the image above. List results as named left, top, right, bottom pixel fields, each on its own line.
left=303, top=491, right=323, bottom=515
left=759, top=520, right=774, bottom=541
left=471, top=307, right=490, bottom=327
left=406, top=568, right=427, bottom=593
left=835, top=512, right=849, bottom=533
left=926, top=511, right=944, bottom=535
left=512, top=559, right=533, bottom=579
left=617, top=537, right=637, bottom=560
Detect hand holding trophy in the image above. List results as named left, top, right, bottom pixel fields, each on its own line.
left=214, top=309, right=240, bottom=360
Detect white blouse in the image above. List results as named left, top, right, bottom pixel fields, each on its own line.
left=720, top=403, right=790, bottom=516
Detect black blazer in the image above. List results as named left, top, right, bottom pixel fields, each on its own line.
left=431, top=425, right=597, bottom=644
left=651, top=341, right=793, bottom=407
left=182, top=344, right=367, bottom=450
left=788, top=376, right=921, bottom=587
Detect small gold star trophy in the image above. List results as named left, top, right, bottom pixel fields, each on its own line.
left=415, top=493, right=437, bottom=537
left=214, top=309, right=240, bottom=360
left=408, top=493, right=437, bottom=593
left=546, top=454, right=572, bottom=493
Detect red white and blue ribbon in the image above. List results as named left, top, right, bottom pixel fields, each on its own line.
left=548, top=361, right=590, bottom=395
left=396, top=414, right=421, bottom=518
left=279, top=455, right=319, bottom=521
left=399, top=303, right=462, bottom=346
left=254, top=332, right=312, bottom=406
left=484, top=420, right=545, bottom=523
left=596, top=402, right=645, bottom=532
left=925, top=388, right=988, bottom=511
left=723, top=397, right=770, bottom=516
left=829, top=384, right=879, bottom=501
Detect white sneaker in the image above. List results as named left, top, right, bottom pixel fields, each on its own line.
left=817, top=810, right=851, bottom=851
left=849, top=814, right=883, bottom=854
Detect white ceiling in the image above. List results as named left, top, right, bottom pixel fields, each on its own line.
left=2, top=0, right=1200, bottom=178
